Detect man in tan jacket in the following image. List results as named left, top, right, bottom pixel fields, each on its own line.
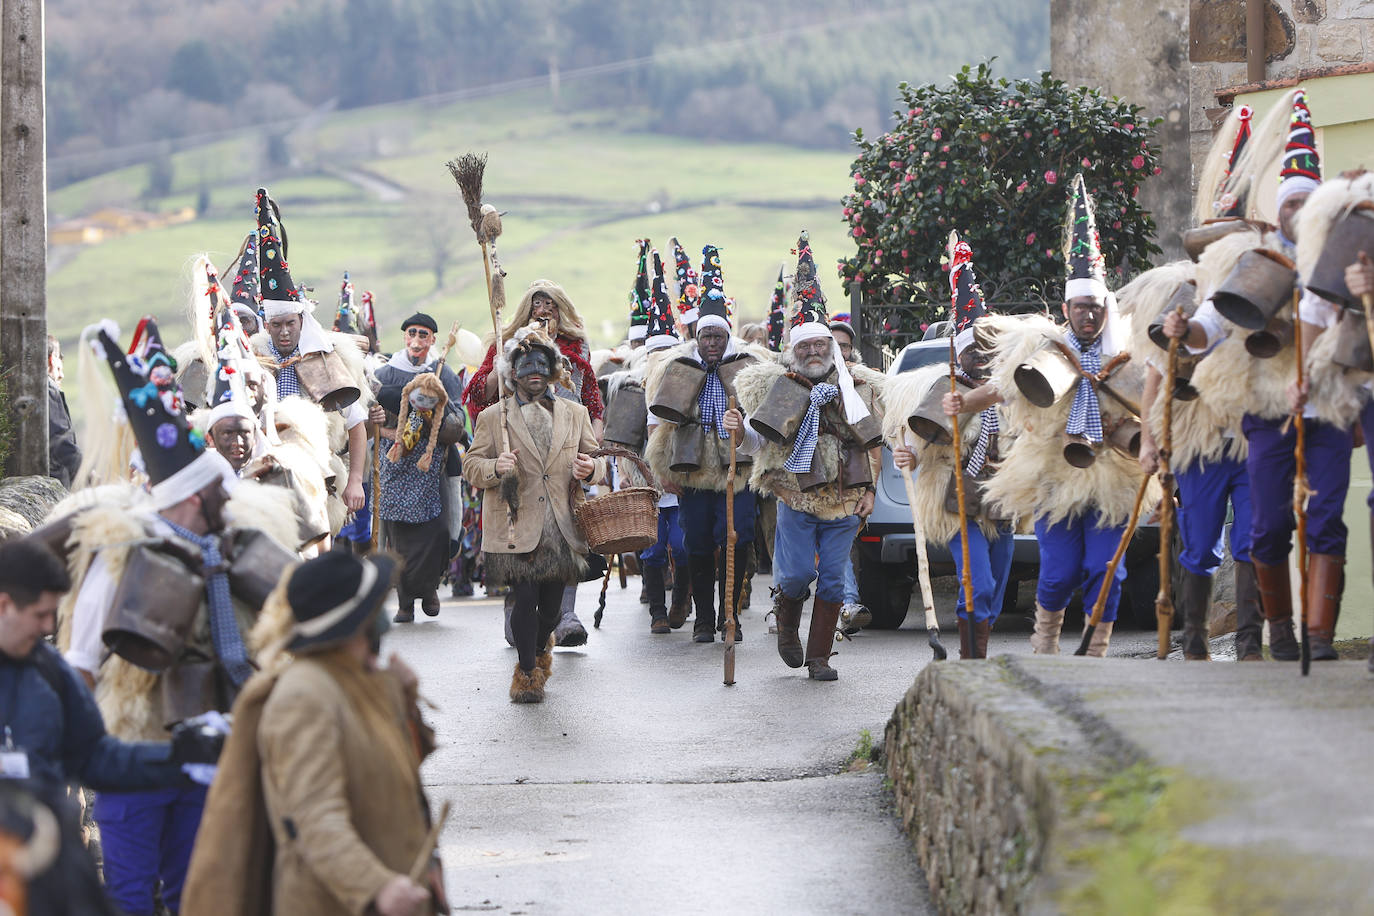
left=464, top=329, right=605, bottom=703
left=182, top=551, right=444, bottom=916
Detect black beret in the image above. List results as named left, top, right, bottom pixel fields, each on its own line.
left=400, top=312, right=438, bottom=333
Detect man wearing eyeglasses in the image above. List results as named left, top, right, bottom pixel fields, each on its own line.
left=374, top=313, right=470, bottom=620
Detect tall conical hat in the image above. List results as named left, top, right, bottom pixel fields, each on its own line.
left=645, top=248, right=681, bottom=351
left=227, top=231, right=262, bottom=327
left=1212, top=105, right=1254, bottom=219
left=629, top=239, right=651, bottom=342
left=766, top=264, right=786, bottom=351
left=947, top=231, right=988, bottom=353
left=334, top=271, right=359, bottom=334
left=670, top=237, right=699, bottom=323
left=789, top=230, right=828, bottom=328
left=253, top=187, right=333, bottom=355
left=207, top=302, right=260, bottom=431
left=696, top=244, right=730, bottom=331
left=90, top=317, right=232, bottom=509
left=1062, top=173, right=1108, bottom=302
left=1277, top=89, right=1322, bottom=212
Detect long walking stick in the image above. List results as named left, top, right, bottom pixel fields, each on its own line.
left=447, top=153, right=518, bottom=550
left=1076, top=474, right=1152, bottom=655
left=947, top=339, right=976, bottom=660
left=1293, top=288, right=1311, bottom=675
left=593, top=554, right=614, bottom=628
left=1155, top=310, right=1182, bottom=659
left=898, top=462, right=948, bottom=660
left=723, top=397, right=739, bottom=686
left=408, top=800, right=452, bottom=882
left=370, top=423, right=382, bottom=553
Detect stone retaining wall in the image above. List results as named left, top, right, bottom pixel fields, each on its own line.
left=883, top=657, right=1144, bottom=915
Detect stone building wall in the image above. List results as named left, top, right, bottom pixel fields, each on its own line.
left=1052, top=0, right=1374, bottom=262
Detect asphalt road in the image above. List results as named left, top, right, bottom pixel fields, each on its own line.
left=388, top=572, right=940, bottom=916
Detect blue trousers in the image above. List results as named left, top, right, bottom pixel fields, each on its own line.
left=1034, top=512, right=1127, bottom=623
left=1242, top=414, right=1352, bottom=564
left=841, top=554, right=858, bottom=604
left=950, top=524, right=1015, bottom=623
left=94, top=785, right=207, bottom=915
left=1175, top=455, right=1251, bottom=575
left=641, top=505, right=687, bottom=568
left=335, top=479, right=372, bottom=543
left=680, top=487, right=756, bottom=555
left=774, top=501, right=861, bottom=603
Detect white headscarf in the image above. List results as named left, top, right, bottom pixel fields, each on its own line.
left=262, top=299, right=333, bottom=356
left=789, top=322, right=869, bottom=423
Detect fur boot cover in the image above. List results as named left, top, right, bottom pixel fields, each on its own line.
left=882, top=366, right=1003, bottom=545
left=733, top=359, right=884, bottom=519
left=249, top=330, right=375, bottom=410
left=982, top=314, right=1156, bottom=527
left=1118, top=260, right=1248, bottom=467
left=387, top=372, right=448, bottom=472
left=643, top=338, right=772, bottom=494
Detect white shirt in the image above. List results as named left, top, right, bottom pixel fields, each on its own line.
left=65, top=515, right=176, bottom=678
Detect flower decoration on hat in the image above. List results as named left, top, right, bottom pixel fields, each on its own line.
left=947, top=231, right=989, bottom=354
left=790, top=230, right=828, bottom=328
left=645, top=247, right=681, bottom=351
left=696, top=244, right=731, bottom=328
left=255, top=187, right=300, bottom=304
left=671, top=237, right=699, bottom=322
left=227, top=231, right=262, bottom=321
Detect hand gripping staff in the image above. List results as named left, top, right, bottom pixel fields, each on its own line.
left=897, top=458, right=947, bottom=661
left=947, top=338, right=976, bottom=661
left=1155, top=307, right=1182, bottom=659
left=447, top=152, right=518, bottom=549
left=723, top=397, right=739, bottom=686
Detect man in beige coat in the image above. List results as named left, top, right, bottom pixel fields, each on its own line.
left=182, top=551, right=444, bottom=916
left=464, top=328, right=605, bottom=703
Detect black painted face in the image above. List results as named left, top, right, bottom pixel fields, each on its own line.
left=697, top=326, right=729, bottom=364
left=1063, top=297, right=1104, bottom=341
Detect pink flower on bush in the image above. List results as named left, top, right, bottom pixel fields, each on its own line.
left=938, top=161, right=947, bottom=169
left=890, top=160, right=903, bottom=170
left=853, top=226, right=864, bottom=238
left=1112, top=221, right=1122, bottom=229
left=1052, top=128, right=1059, bottom=136
left=916, top=192, right=923, bottom=199
left=901, top=249, right=908, bottom=258
left=1045, top=249, right=1054, bottom=257
left=909, top=143, right=916, bottom=152
left=1131, top=155, right=1145, bottom=169
left=1044, top=170, right=1058, bottom=184
left=913, top=107, right=924, bottom=115
left=1152, top=167, right=1162, bottom=176
left=941, top=145, right=950, bottom=152
left=1025, top=232, right=1036, bottom=245
left=1016, top=180, right=1029, bottom=193
left=1125, top=123, right=1134, bottom=131
left=1081, top=157, right=1092, bottom=167
left=960, top=178, right=967, bottom=185
left=932, top=128, right=942, bottom=141
left=1024, top=131, right=1031, bottom=139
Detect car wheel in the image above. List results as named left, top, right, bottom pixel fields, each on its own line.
left=860, top=566, right=912, bottom=629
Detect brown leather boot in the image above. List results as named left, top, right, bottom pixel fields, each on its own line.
left=773, top=591, right=806, bottom=669
left=1178, top=568, right=1212, bottom=660
left=973, top=619, right=991, bottom=659
left=957, top=618, right=970, bottom=660
left=805, top=598, right=842, bottom=681
left=1233, top=561, right=1263, bottom=661
left=1253, top=559, right=1298, bottom=661
left=667, top=569, right=692, bottom=629
left=1306, top=553, right=1344, bottom=661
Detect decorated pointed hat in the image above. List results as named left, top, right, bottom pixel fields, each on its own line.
left=629, top=239, right=651, bottom=342
left=227, top=231, right=262, bottom=326
left=207, top=276, right=262, bottom=432
left=696, top=244, right=731, bottom=331
left=767, top=264, right=786, bottom=351
left=334, top=271, right=359, bottom=334
left=670, top=237, right=699, bottom=324
left=646, top=247, right=681, bottom=351
left=254, top=187, right=333, bottom=355
left=948, top=231, right=989, bottom=354
left=90, top=317, right=232, bottom=509
left=790, top=230, right=828, bottom=328
left=359, top=290, right=378, bottom=335
left=1215, top=105, right=1253, bottom=219
left=1062, top=173, right=1108, bottom=302
left=1277, top=89, right=1321, bottom=210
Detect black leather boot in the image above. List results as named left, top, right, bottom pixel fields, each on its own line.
left=643, top=564, right=669, bottom=633
left=668, top=564, right=692, bottom=629
left=1233, top=561, right=1263, bottom=661
left=1178, top=568, right=1213, bottom=660
left=689, top=553, right=717, bottom=643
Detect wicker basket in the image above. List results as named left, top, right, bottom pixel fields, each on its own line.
left=573, top=446, right=661, bottom=555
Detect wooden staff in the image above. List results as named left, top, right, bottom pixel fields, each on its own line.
left=369, top=428, right=382, bottom=553
left=947, top=338, right=976, bottom=660
left=1155, top=309, right=1182, bottom=659
left=1075, top=473, right=1152, bottom=655
left=593, top=554, right=614, bottom=628
left=1293, top=287, right=1311, bottom=675
left=407, top=799, right=452, bottom=883
left=448, top=152, right=518, bottom=549
left=723, top=396, right=739, bottom=686
left=898, top=461, right=947, bottom=660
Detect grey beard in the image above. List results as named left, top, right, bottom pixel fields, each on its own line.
left=798, top=357, right=834, bottom=381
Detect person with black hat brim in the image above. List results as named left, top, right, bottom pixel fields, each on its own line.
left=464, top=328, right=607, bottom=703
left=183, top=551, right=446, bottom=916
left=374, top=312, right=468, bottom=621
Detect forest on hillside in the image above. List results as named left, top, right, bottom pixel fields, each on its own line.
left=46, top=0, right=1048, bottom=182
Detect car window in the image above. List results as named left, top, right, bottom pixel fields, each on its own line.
left=895, top=344, right=949, bottom=374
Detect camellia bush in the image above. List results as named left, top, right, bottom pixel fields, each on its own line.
left=840, top=62, right=1163, bottom=330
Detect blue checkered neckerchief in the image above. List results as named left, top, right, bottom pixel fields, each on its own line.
left=698, top=364, right=731, bottom=440
left=162, top=521, right=255, bottom=688
left=268, top=342, right=301, bottom=400
left=786, top=382, right=840, bottom=473
left=961, top=375, right=999, bottom=476
left=1065, top=335, right=1104, bottom=444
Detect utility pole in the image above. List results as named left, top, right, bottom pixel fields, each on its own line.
left=1, top=0, right=49, bottom=478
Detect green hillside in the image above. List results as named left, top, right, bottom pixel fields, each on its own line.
left=48, top=92, right=856, bottom=355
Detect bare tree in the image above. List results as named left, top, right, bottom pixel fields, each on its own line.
left=391, top=195, right=466, bottom=292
